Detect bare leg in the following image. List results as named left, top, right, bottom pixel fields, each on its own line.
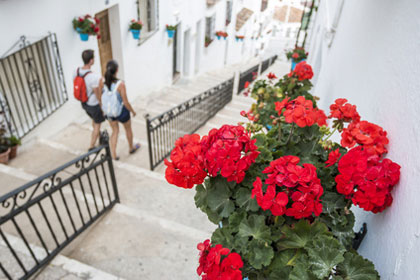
left=90, top=121, right=101, bottom=149
left=122, top=119, right=134, bottom=152
left=109, top=121, right=120, bottom=159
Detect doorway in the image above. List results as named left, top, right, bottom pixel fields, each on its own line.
left=183, top=29, right=191, bottom=76
left=95, top=9, right=113, bottom=75
left=172, top=25, right=180, bottom=80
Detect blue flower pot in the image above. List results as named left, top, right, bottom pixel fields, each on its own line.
left=216, top=35, right=221, bottom=40
left=266, top=125, right=272, bottom=131
left=236, top=37, right=240, bottom=42
left=167, top=29, right=175, bottom=38
left=223, top=37, right=227, bottom=40
left=291, top=59, right=305, bottom=70
left=130, top=29, right=141, bottom=39
left=79, top=33, right=89, bottom=41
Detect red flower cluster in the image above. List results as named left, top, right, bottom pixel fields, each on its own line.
left=292, top=52, right=299, bottom=59
left=288, top=61, right=314, bottom=81
left=341, top=121, right=389, bottom=156
left=267, top=72, right=277, bottom=80
left=240, top=110, right=256, bottom=121
left=335, top=146, right=400, bottom=213
left=201, top=125, right=259, bottom=184
left=252, top=156, right=323, bottom=219
left=325, top=149, right=341, bottom=167
left=197, top=240, right=243, bottom=280
left=164, top=134, right=207, bottom=189
left=329, top=98, right=360, bottom=123
left=275, top=96, right=327, bottom=128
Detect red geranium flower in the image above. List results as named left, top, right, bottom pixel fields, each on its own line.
left=164, top=134, right=207, bottom=189
left=252, top=156, right=324, bottom=219
left=267, top=72, right=277, bottom=79
left=244, top=81, right=250, bottom=89
left=275, top=96, right=327, bottom=128
left=197, top=240, right=243, bottom=280
left=292, top=52, right=299, bottom=59
left=201, top=125, right=259, bottom=184
left=325, top=148, right=341, bottom=167
left=289, top=61, right=313, bottom=81
left=340, top=121, right=389, bottom=156
left=335, top=146, right=400, bottom=213
left=329, top=98, right=360, bottom=123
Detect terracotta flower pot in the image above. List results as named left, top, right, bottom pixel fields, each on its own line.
left=9, top=145, right=18, bottom=160
left=0, top=148, right=10, bottom=164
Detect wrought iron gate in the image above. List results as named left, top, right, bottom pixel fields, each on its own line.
left=0, top=33, right=68, bottom=138
left=0, top=132, right=118, bottom=280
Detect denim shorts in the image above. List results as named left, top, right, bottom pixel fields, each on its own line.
left=108, top=106, right=131, bottom=123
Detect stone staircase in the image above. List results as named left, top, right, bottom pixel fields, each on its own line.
left=0, top=59, right=291, bottom=280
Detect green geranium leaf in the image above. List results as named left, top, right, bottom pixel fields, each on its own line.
left=238, top=215, right=271, bottom=243
left=234, top=188, right=260, bottom=212
left=277, top=220, right=330, bottom=249
left=207, top=179, right=235, bottom=218
left=248, top=239, right=274, bottom=269
left=336, top=252, right=380, bottom=280
left=307, top=235, right=346, bottom=279
left=211, top=226, right=234, bottom=248
left=194, top=184, right=207, bottom=210
left=289, top=254, right=317, bottom=280
left=228, top=211, right=246, bottom=229
left=256, top=146, right=273, bottom=163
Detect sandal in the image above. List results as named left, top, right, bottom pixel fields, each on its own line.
left=129, top=143, right=141, bottom=154
left=113, top=156, right=120, bottom=161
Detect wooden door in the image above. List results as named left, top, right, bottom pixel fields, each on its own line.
left=95, top=9, right=113, bottom=75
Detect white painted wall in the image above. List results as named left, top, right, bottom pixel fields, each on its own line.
left=307, top=0, right=420, bottom=278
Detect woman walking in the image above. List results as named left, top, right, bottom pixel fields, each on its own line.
left=102, top=60, right=140, bottom=160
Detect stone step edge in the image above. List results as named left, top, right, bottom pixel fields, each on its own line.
left=1, top=233, right=126, bottom=280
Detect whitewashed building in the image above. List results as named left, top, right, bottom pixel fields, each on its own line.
left=0, top=0, right=275, bottom=98
left=306, top=0, right=420, bottom=279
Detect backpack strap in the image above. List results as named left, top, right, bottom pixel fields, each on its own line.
left=112, top=80, right=122, bottom=93
left=77, top=67, right=91, bottom=78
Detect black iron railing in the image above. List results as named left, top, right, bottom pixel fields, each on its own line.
left=237, top=55, right=277, bottom=95
left=0, top=33, right=68, bottom=138
left=145, top=78, right=234, bottom=170
left=237, top=64, right=259, bottom=95
left=0, top=132, right=118, bottom=280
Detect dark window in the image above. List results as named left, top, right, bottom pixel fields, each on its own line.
left=205, top=15, right=216, bottom=41
left=261, top=0, right=268, bottom=12
left=226, top=0, right=233, bottom=26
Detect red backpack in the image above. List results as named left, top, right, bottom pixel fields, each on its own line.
left=73, top=68, right=91, bottom=103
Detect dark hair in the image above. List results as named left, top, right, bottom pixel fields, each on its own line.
left=104, top=60, right=119, bottom=89
left=82, top=49, right=94, bottom=65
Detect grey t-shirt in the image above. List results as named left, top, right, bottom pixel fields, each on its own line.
left=73, top=68, right=101, bottom=106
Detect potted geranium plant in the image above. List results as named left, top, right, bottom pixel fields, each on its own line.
left=163, top=61, right=401, bottom=279
left=72, top=14, right=100, bottom=41
left=7, top=135, right=21, bottom=160
left=286, top=46, right=308, bottom=70
left=235, top=35, right=244, bottom=42
left=0, top=120, right=10, bottom=164
left=216, top=31, right=228, bottom=40
left=166, top=25, right=177, bottom=38
left=129, top=19, right=143, bottom=39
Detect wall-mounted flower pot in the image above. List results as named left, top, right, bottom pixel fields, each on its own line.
left=167, top=29, right=175, bottom=38
left=130, top=29, right=141, bottom=39
left=79, top=33, right=89, bottom=41
left=291, top=58, right=305, bottom=70
left=223, top=37, right=226, bottom=40
left=216, top=35, right=221, bottom=40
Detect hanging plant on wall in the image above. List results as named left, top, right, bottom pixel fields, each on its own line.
left=163, top=61, right=401, bottom=279
left=286, top=46, right=308, bottom=70
left=166, top=24, right=177, bottom=38
left=72, top=14, right=100, bottom=41
left=215, top=31, right=228, bottom=40
left=129, top=19, right=143, bottom=40
left=235, top=35, right=245, bottom=42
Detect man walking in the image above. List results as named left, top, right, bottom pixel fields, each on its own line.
left=74, top=50, right=104, bottom=151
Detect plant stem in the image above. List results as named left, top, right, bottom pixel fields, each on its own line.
left=285, top=123, right=295, bottom=145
